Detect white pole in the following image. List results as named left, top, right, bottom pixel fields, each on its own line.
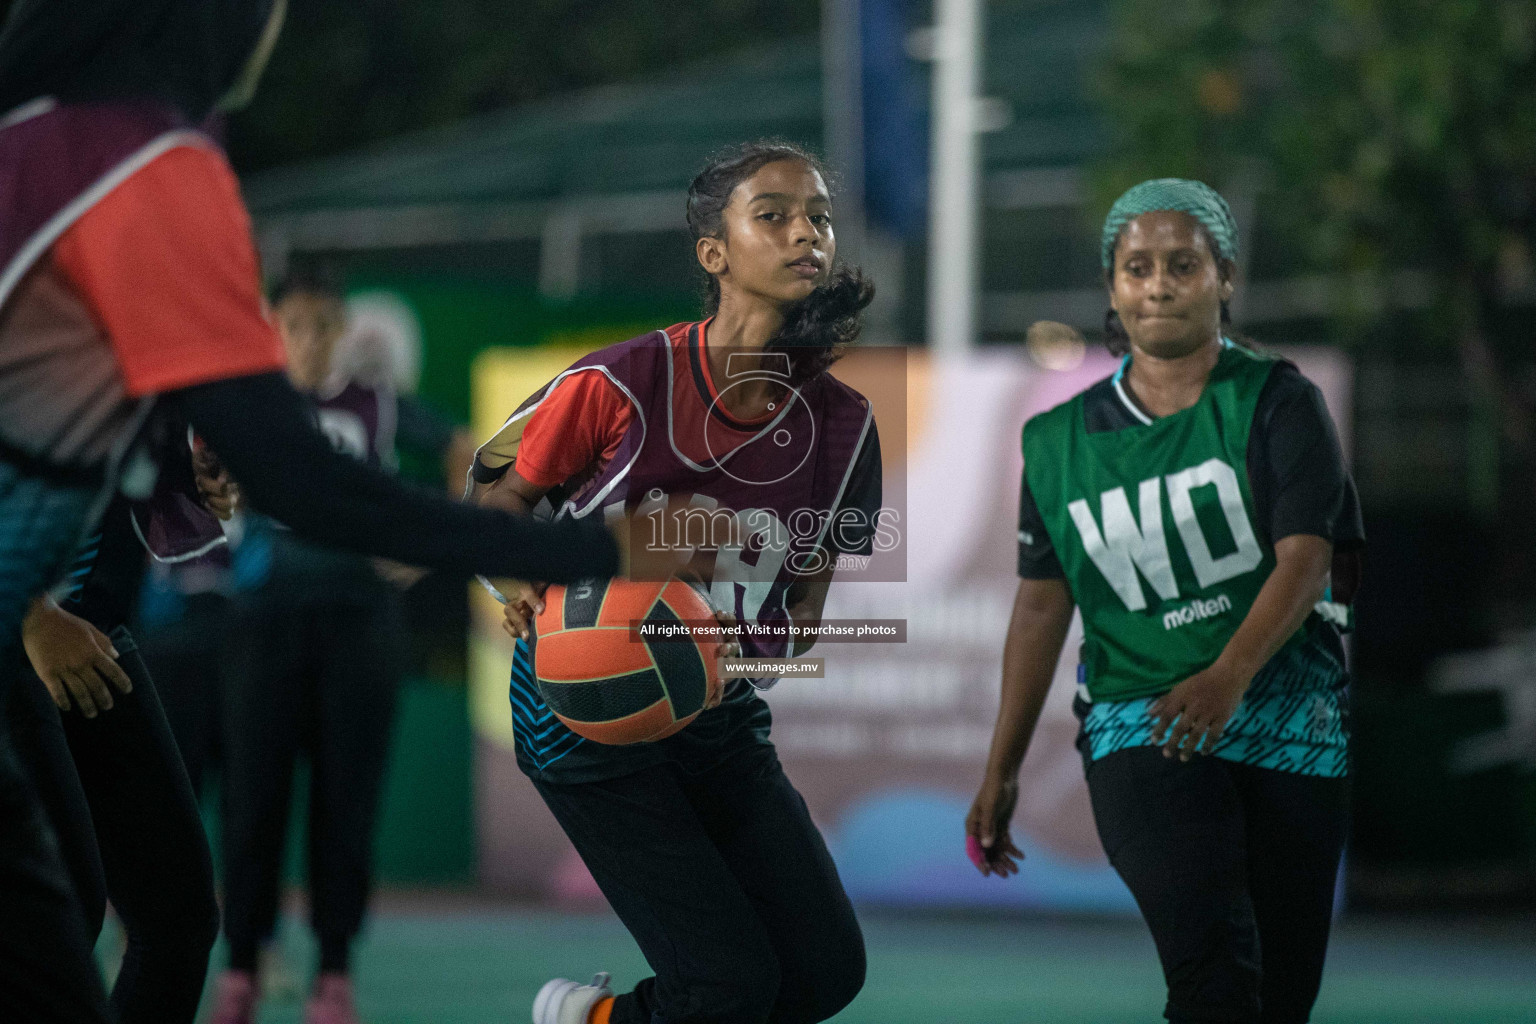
left=538, top=208, right=582, bottom=300
left=822, top=0, right=866, bottom=259
left=926, top=0, right=982, bottom=357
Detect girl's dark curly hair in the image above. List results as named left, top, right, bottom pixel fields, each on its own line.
left=686, top=140, right=874, bottom=384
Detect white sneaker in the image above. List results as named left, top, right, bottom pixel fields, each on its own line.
left=532, top=972, right=613, bottom=1024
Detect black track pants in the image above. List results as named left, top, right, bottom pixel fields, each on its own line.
left=1085, top=747, right=1349, bottom=1024
left=534, top=743, right=866, bottom=1024
left=10, top=630, right=221, bottom=1024
left=219, top=586, right=401, bottom=972
left=136, top=592, right=229, bottom=797
left=0, top=468, right=111, bottom=1023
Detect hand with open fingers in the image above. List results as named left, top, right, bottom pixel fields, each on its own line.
left=501, top=580, right=548, bottom=642
left=22, top=600, right=133, bottom=719
left=709, top=608, right=741, bottom=709
left=965, top=774, right=1024, bottom=877
left=1148, top=663, right=1249, bottom=761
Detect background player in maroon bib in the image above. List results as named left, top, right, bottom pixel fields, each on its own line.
left=473, top=142, right=881, bottom=1024
left=209, top=268, right=477, bottom=1023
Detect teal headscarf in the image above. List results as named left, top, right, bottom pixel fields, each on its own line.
left=1100, top=178, right=1238, bottom=271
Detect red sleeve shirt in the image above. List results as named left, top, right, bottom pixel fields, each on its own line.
left=515, top=369, right=636, bottom=489
left=51, top=143, right=287, bottom=397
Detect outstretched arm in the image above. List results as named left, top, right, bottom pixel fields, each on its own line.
left=170, top=372, right=620, bottom=583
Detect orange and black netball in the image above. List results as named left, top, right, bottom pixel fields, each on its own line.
left=531, top=579, right=722, bottom=745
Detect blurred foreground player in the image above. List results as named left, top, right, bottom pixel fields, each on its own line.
left=472, top=142, right=880, bottom=1024
left=968, top=179, right=1364, bottom=1024
left=0, top=2, right=639, bottom=1019
left=10, top=429, right=234, bottom=1024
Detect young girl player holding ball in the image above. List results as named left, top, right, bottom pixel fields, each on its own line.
left=969, top=180, right=1363, bottom=1023
left=472, top=141, right=881, bottom=1024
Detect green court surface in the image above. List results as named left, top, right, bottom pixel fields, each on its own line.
left=197, top=906, right=1536, bottom=1024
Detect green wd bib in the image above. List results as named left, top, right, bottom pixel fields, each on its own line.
left=1024, top=343, right=1296, bottom=702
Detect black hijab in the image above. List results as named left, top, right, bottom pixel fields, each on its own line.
left=0, top=0, right=277, bottom=124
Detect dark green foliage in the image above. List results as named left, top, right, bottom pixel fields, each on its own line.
left=1095, top=0, right=1536, bottom=352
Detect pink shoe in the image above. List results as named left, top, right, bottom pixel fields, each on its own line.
left=207, top=969, right=259, bottom=1024
left=304, top=972, right=362, bottom=1024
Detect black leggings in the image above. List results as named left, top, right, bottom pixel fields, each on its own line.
left=9, top=628, right=220, bottom=1024
left=0, top=734, right=108, bottom=1024
left=534, top=743, right=866, bottom=1024
left=0, top=469, right=109, bottom=1022
left=1085, top=747, right=1349, bottom=1024
left=219, top=586, right=402, bottom=974
left=136, top=591, right=229, bottom=797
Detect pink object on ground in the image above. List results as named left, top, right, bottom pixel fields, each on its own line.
left=966, top=834, right=989, bottom=871
left=304, top=972, right=362, bottom=1024
left=207, top=969, right=259, bottom=1024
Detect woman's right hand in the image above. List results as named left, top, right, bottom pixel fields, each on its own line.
left=22, top=598, right=133, bottom=718
left=501, top=581, right=548, bottom=641
left=965, top=773, right=1024, bottom=877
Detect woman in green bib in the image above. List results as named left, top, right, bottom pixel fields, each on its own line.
left=968, top=179, right=1363, bottom=1024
